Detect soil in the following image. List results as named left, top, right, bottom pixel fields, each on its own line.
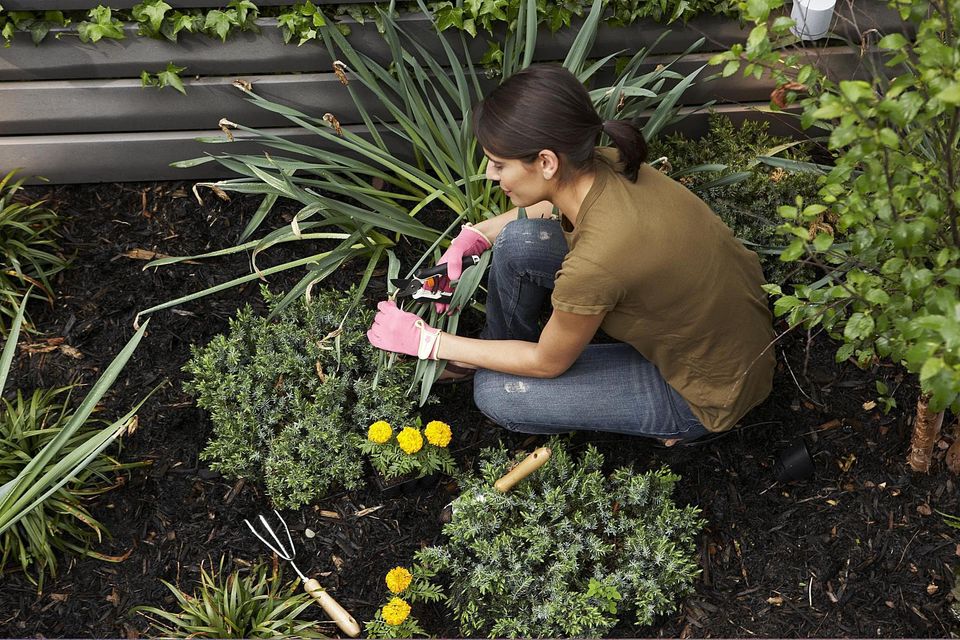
left=1, top=181, right=959, bottom=639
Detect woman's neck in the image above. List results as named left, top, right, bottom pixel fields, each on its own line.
left=552, top=169, right=596, bottom=227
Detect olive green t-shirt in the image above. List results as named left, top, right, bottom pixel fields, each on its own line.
left=551, top=150, right=776, bottom=432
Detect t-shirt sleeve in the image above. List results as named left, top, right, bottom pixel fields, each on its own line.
left=551, top=252, right=624, bottom=315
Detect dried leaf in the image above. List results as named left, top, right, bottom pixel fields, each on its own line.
left=770, top=81, right=808, bottom=109
left=767, top=596, right=784, bottom=606
left=927, top=583, right=939, bottom=595
left=323, top=112, right=343, bottom=136
left=59, top=344, right=83, bottom=359
left=233, top=79, right=253, bottom=92
left=218, top=118, right=237, bottom=142
left=331, top=554, right=344, bottom=570
left=838, top=453, right=857, bottom=472
left=318, top=510, right=340, bottom=519
left=20, top=337, right=64, bottom=354
left=917, top=503, right=933, bottom=516
left=333, top=60, right=348, bottom=85
left=862, top=400, right=877, bottom=411
left=49, top=593, right=69, bottom=602
left=355, top=505, right=383, bottom=517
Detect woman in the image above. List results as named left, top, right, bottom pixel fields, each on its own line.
left=367, top=64, right=776, bottom=443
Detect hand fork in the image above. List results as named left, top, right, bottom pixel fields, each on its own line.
left=244, top=510, right=361, bottom=638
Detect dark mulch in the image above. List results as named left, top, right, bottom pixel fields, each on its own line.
left=1, top=182, right=958, bottom=638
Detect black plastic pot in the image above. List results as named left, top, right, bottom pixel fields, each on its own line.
left=774, top=438, right=815, bottom=482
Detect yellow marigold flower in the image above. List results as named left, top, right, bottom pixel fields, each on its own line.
left=424, top=420, right=452, bottom=448
left=368, top=420, right=392, bottom=444
left=381, top=597, right=411, bottom=626
left=385, top=566, right=413, bottom=594
left=396, top=427, right=423, bottom=454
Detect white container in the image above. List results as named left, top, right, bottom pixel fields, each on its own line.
left=790, top=0, right=837, bottom=40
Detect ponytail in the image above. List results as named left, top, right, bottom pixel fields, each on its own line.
left=600, top=119, right=648, bottom=182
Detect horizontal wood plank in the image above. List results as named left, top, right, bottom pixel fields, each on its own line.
left=1, top=103, right=810, bottom=184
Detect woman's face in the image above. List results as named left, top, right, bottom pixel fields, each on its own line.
left=483, top=150, right=552, bottom=207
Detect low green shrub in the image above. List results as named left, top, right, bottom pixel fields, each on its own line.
left=0, top=170, right=68, bottom=335
left=135, top=559, right=326, bottom=638
left=184, top=286, right=421, bottom=509
left=416, top=439, right=704, bottom=638
left=649, top=115, right=821, bottom=283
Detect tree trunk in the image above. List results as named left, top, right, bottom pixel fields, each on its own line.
left=907, top=394, right=945, bottom=473
left=946, top=417, right=960, bottom=474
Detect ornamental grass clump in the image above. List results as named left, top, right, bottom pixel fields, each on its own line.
left=365, top=564, right=442, bottom=638
left=184, top=286, right=421, bottom=509
left=360, top=418, right=456, bottom=481
left=0, top=170, right=68, bottom=335
left=416, top=439, right=704, bottom=638
left=135, top=559, right=325, bottom=638
left=0, top=293, right=151, bottom=592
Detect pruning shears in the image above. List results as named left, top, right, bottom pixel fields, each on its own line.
left=390, top=255, right=481, bottom=302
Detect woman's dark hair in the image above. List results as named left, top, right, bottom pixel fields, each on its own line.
left=473, top=64, right=648, bottom=181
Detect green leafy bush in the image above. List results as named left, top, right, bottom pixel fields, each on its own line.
left=135, top=559, right=326, bottom=638
left=416, top=439, right=704, bottom=637
left=716, top=0, right=960, bottom=469
left=0, top=170, right=68, bottom=335
left=649, top=115, right=821, bottom=283
left=184, top=286, right=421, bottom=509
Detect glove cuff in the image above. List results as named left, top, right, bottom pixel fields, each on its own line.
left=461, top=223, right=492, bottom=249
left=415, top=319, right=442, bottom=360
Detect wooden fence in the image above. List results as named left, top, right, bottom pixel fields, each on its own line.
left=0, top=1, right=905, bottom=183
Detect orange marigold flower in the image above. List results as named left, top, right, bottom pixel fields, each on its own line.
left=385, top=566, right=413, bottom=594
left=424, top=420, right=452, bottom=447
left=367, top=421, right=393, bottom=444
left=382, top=597, right=411, bottom=626
left=396, top=427, right=423, bottom=454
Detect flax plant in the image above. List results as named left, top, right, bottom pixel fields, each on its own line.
left=0, top=293, right=152, bottom=590
left=148, top=0, right=713, bottom=401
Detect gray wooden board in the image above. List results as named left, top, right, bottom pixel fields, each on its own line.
left=0, top=2, right=908, bottom=81
left=0, top=46, right=879, bottom=136
left=1, top=102, right=810, bottom=184
left=2, top=0, right=357, bottom=8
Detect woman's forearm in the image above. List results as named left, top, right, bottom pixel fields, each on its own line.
left=472, top=200, right=555, bottom=244
left=436, top=332, right=563, bottom=378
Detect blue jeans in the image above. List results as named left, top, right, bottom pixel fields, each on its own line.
left=473, top=218, right=709, bottom=440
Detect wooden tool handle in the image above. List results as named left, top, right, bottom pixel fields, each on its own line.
left=494, top=447, right=551, bottom=492
left=303, top=578, right=361, bottom=638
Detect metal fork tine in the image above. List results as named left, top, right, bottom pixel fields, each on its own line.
left=259, top=513, right=293, bottom=559
left=244, top=518, right=282, bottom=556
left=275, top=509, right=297, bottom=557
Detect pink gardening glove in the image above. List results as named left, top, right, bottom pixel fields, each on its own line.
left=367, top=300, right=442, bottom=360
left=435, top=224, right=491, bottom=313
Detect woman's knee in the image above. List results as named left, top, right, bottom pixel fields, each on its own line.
left=493, top=218, right=563, bottom=269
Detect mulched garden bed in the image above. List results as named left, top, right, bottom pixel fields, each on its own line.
left=1, top=181, right=958, bottom=638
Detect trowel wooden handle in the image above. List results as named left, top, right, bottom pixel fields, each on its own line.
left=494, top=447, right=551, bottom=492
left=303, top=578, right=361, bottom=638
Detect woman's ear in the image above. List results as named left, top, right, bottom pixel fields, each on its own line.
left=538, top=149, right=560, bottom=180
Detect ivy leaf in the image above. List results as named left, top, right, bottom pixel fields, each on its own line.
left=133, top=0, right=172, bottom=34
left=77, top=6, right=125, bottom=43
left=155, top=62, right=187, bottom=95
left=204, top=10, right=233, bottom=42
